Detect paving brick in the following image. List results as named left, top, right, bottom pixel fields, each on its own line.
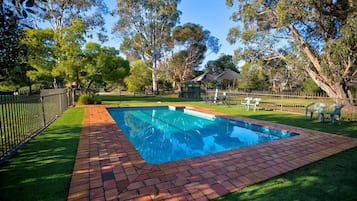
left=104, top=179, right=117, bottom=190
left=118, top=190, right=139, bottom=200
left=90, top=187, right=104, bottom=199
left=156, top=181, right=175, bottom=190
left=104, top=188, right=118, bottom=200
left=127, top=181, right=145, bottom=190
left=133, top=195, right=152, bottom=201
left=211, top=183, right=229, bottom=196
left=69, top=183, right=89, bottom=194
left=144, top=178, right=161, bottom=186
left=191, top=190, right=205, bottom=200
left=139, top=185, right=158, bottom=195
left=102, top=171, right=115, bottom=181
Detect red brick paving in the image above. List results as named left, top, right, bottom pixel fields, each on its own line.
left=68, top=105, right=357, bottom=201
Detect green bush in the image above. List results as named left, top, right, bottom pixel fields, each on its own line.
left=303, top=78, right=322, bottom=94
left=92, top=96, right=102, bottom=104
left=77, top=94, right=101, bottom=105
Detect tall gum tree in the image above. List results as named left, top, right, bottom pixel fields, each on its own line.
left=83, top=42, right=130, bottom=93
left=22, top=28, right=55, bottom=87
left=171, top=23, right=220, bottom=84
left=226, top=0, right=356, bottom=109
left=114, top=0, right=181, bottom=93
left=0, top=0, right=46, bottom=90
left=37, top=0, right=107, bottom=88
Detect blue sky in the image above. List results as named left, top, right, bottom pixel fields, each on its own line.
left=178, top=0, right=237, bottom=66
left=102, top=0, right=238, bottom=67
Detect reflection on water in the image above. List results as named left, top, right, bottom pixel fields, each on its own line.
left=108, top=107, right=287, bottom=164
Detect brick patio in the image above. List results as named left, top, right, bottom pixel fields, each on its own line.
left=67, top=105, right=357, bottom=201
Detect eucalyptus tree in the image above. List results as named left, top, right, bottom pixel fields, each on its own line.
left=238, top=62, right=269, bottom=90
left=52, top=18, right=87, bottom=88
left=114, top=0, right=181, bottom=93
left=0, top=3, right=23, bottom=85
left=260, top=58, right=306, bottom=91
left=22, top=20, right=88, bottom=90
left=0, top=0, right=45, bottom=89
left=40, top=0, right=106, bottom=39
left=124, top=60, right=152, bottom=93
left=83, top=42, right=130, bottom=93
left=171, top=23, right=220, bottom=84
left=21, top=28, right=56, bottom=88
left=226, top=0, right=356, bottom=108
left=206, top=55, right=237, bottom=75
left=37, top=0, right=107, bottom=88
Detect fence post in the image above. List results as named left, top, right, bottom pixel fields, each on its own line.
left=67, top=90, right=70, bottom=108
left=40, top=96, right=46, bottom=126
left=280, top=94, right=283, bottom=111
left=59, top=92, right=62, bottom=115
left=0, top=95, right=4, bottom=159
left=72, top=89, right=75, bottom=106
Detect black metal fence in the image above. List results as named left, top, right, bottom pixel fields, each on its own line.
left=205, top=90, right=357, bottom=121
left=0, top=89, right=75, bottom=162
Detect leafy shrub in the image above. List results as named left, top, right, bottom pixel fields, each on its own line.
left=92, top=96, right=102, bottom=104
left=303, top=78, right=322, bottom=94
left=77, top=94, right=101, bottom=105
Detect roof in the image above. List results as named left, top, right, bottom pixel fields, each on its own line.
left=191, top=72, right=216, bottom=82
left=191, top=69, right=244, bottom=82
left=215, top=69, right=243, bottom=81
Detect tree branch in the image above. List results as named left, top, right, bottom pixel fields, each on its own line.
left=288, top=24, right=332, bottom=83
left=342, top=55, right=353, bottom=78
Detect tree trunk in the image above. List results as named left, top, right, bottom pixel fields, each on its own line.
left=85, top=79, right=94, bottom=94
left=28, top=82, right=32, bottom=95
left=53, top=78, right=58, bottom=89
left=289, top=24, right=355, bottom=110
left=152, top=67, right=158, bottom=94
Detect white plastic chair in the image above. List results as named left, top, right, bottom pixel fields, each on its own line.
left=251, top=98, right=261, bottom=112
left=241, top=97, right=253, bottom=110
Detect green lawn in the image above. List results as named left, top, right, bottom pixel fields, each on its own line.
left=0, top=95, right=356, bottom=201
left=0, top=107, right=85, bottom=201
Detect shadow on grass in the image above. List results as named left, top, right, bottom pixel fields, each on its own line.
left=0, top=108, right=85, bottom=201
left=216, top=148, right=357, bottom=201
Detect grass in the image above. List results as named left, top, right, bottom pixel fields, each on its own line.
left=0, top=107, right=85, bottom=201
left=0, top=95, right=356, bottom=201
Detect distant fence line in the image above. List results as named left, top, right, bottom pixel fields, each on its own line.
left=0, top=89, right=75, bottom=163
left=205, top=90, right=357, bottom=121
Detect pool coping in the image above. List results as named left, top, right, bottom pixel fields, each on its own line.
left=67, top=105, right=357, bottom=201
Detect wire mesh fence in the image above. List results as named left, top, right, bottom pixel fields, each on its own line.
left=205, top=90, right=357, bottom=121
left=0, top=89, right=75, bottom=162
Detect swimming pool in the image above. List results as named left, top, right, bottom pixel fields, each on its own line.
left=108, top=106, right=297, bottom=164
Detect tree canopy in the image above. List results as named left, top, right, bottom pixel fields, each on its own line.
left=114, top=0, right=181, bottom=93
left=125, top=60, right=152, bottom=93
left=22, top=28, right=55, bottom=88
left=205, top=55, right=237, bottom=75
left=171, top=23, right=220, bottom=84
left=226, top=0, right=356, bottom=107
left=83, top=42, right=130, bottom=92
left=0, top=0, right=45, bottom=90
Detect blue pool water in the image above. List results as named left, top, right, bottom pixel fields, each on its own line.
left=108, top=106, right=296, bottom=164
